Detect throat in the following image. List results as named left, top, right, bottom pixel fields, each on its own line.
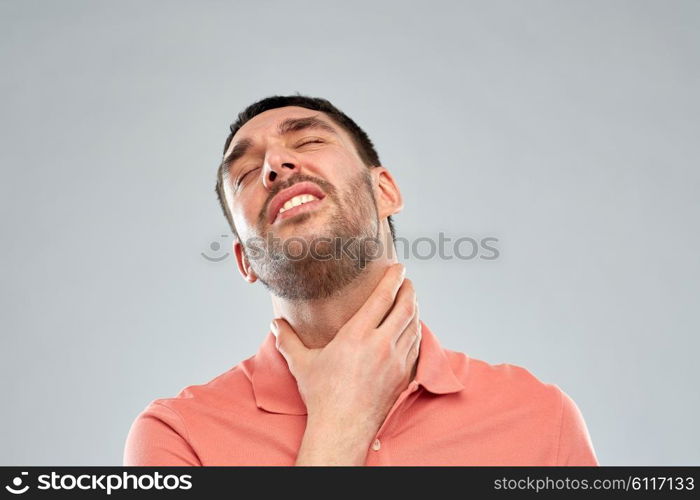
left=270, top=261, right=394, bottom=349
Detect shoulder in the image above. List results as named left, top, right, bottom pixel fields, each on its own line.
left=137, top=354, right=258, bottom=420
left=444, top=348, right=564, bottom=410
left=443, top=349, right=598, bottom=464
left=123, top=356, right=258, bottom=465
left=127, top=353, right=260, bottom=440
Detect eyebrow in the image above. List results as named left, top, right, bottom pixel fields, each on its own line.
left=220, top=116, right=339, bottom=176
left=277, top=116, right=338, bottom=137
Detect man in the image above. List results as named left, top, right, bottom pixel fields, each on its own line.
left=123, top=95, right=599, bottom=466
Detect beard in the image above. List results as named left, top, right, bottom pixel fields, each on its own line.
left=242, top=170, right=382, bottom=300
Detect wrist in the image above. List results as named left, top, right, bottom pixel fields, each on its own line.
left=295, top=412, right=379, bottom=466
left=306, top=410, right=380, bottom=441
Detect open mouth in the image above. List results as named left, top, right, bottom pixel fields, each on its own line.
left=275, top=194, right=324, bottom=222
left=268, top=181, right=327, bottom=224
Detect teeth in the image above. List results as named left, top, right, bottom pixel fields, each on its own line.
left=278, top=194, right=319, bottom=214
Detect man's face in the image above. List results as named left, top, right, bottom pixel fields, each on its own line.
left=222, top=106, right=383, bottom=299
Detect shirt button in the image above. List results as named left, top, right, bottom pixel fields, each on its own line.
left=371, top=438, right=381, bottom=451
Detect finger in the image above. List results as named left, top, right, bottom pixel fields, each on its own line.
left=271, top=318, right=308, bottom=370
left=396, top=303, right=421, bottom=358
left=348, top=263, right=405, bottom=332
left=377, top=278, right=416, bottom=342
left=405, top=326, right=421, bottom=372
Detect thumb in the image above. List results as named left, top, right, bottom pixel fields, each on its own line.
left=270, top=318, right=308, bottom=369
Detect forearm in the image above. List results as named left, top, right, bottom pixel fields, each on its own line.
left=295, top=414, right=378, bottom=466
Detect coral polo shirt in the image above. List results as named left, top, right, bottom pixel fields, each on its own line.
left=123, top=321, right=598, bottom=466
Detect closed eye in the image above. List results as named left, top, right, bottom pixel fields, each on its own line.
left=237, top=166, right=261, bottom=187
left=297, top=138, right=325, bottom=147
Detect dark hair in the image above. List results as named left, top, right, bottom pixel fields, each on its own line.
left=215, top=94, right=396, bottom=242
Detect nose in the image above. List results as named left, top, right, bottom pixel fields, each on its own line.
left=262, top=146, right=298, bottom=191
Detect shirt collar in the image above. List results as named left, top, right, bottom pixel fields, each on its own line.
left=250, top=320, right=465, bottom=415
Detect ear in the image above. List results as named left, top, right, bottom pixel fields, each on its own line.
left=371, top=166, right=404, bottom=219
left=234, top=239, right=258, bottom=283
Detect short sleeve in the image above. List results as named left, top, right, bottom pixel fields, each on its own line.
left=555, top=388, right=599, bottom=466
left=123, top=401, right=202, bottom=466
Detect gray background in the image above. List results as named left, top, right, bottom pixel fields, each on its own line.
left=1, top=0, right=698, bottom=465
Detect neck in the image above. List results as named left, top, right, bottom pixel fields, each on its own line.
left=270, top=259, right=397, bottom=349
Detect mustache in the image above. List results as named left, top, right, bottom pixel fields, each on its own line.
left=257, top=173, right=337, bottom=226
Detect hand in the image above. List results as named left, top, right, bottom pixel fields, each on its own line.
left=271, top=263, right=421, bottom=464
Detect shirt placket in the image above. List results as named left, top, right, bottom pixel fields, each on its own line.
left=365, top=379, right=422, bottom=465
